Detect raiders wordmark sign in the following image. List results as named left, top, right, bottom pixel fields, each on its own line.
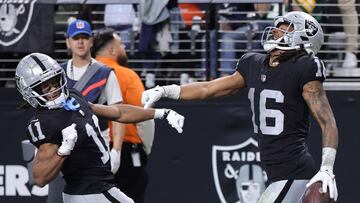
left=212, top=138, right=267, bottom=203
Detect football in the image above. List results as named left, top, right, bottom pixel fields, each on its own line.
left=301, top=181, right=335, bottom=203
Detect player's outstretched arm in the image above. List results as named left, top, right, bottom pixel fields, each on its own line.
left=302, top=80, right=338, bottom=201
left=142, top=71, right=245, bottom=109
left=91, top=103, right=184, bottom=133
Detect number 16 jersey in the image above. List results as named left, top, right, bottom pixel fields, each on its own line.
left=236, top=52, right=326, bottom=165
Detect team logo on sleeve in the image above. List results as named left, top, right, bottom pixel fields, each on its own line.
left=305, top=19, right=318, bottom=37
left=0, top=0, right=36, bottom=46
left=212, top=138, right=267, bottom=203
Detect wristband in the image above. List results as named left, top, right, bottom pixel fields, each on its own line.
left=154, top=109, right=169, bottom=119
left=57, top=150, right=67, bottom=158
left=162, top=85, right=181, bottom=99
left=320, top=147, right=336, bottom=172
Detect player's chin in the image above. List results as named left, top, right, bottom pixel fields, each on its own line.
left=47, top=92, right=61, bottom=101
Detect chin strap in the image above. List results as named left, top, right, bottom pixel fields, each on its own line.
left=46, top=93, right=67, bottom=109
left=263, top=37, right=284, bottom=52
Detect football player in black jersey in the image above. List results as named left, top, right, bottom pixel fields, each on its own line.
left=141, top=11, right=338, bottom=202
left=15, top=53, right=184, bottom=203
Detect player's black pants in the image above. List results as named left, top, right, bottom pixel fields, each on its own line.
left=264, top=152, right=317, bottom=183
left=114, top=142, right=148, bottom=203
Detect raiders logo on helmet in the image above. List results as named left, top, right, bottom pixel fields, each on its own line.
left=305, top=19, right=318, bottom=37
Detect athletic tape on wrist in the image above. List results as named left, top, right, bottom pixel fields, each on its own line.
left=321, top=147, right=336, bottom=172
left=163, top=85, right=181, bottom=99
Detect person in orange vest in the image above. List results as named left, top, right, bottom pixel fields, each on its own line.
left=92, top=28, right=155, bottom=203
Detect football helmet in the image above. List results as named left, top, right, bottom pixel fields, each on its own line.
left=15, top=53, right=68, bottom=109
left=261, top=11, right=324, bottom=54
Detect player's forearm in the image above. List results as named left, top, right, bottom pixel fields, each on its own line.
left=32, top=149, right=65, bottom=187
left=302, top=81, right=338, bottom=149
left=179, top=82, right=213, bottom=100
left=321, top=118, right=338, bottom=149
left=179, top=74, right=243, bottom=100
left=92, top=103, right=155, bottom=123
left=114, top=104, right=155, bottom=123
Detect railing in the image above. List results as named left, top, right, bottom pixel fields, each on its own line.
left=0, top=0, right=359, bottom=88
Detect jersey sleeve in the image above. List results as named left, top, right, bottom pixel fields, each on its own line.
left=236, top=53, right=256, bottom=86
left=299, top=56, right=326, bottom=88
left=26, top=117, right=62, bottom=148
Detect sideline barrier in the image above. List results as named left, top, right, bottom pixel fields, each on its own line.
left=0, top=88, right=358, bottom=203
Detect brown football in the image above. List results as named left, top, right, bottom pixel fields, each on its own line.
left=301, top=181, right=335, bottom=203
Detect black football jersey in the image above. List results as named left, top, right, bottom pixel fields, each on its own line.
left=26, top=89, right=114, bottom=195
left=237, top=53, right=326, bottom=164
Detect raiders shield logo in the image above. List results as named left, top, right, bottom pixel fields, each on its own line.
left=0, top=0, right=37, bottom=46
left=212, top=138, right=266, bottom=203
left=305, top=19, right=318, bottom=37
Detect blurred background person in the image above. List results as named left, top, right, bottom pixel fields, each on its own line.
left=338, top=0, right=358, bottom=68
left=92, top=28, right=155, bottom=203
left=219, top=3, right=272, bottom=76
left=62, top=19, right=123, bottom=150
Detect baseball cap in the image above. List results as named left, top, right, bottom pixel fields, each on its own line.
left=66, top=19, right=92, bottom=38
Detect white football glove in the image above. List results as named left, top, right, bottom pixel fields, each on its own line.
left=110, top=149, right=121, bottom=174
left=306, top=147, right=338, bottom=201
left=142, top=85, right=181, bottom=109
left=154, top=109, right=184, bottom=133
left=306, top=167, right=338, bottom=201
left=58, top=124, right=78, bottom=157
left=142, top=86, right=164, bottom=109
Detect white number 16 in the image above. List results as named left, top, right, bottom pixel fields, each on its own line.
left=248, top=88, right=284, bottom=135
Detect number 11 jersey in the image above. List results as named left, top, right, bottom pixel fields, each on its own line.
left=26, top=89, right=114, bottom=195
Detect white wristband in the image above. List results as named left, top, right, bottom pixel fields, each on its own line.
left=57, top=147, right=68, bottom=157
left=162, top=85, right=181, bottom=100
left=320, top=147, right=336, bottom=172
left=154, top=109, right=169, bottom=119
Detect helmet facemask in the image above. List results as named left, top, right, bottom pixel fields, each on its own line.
left=30, top=72, right=68, bottom=109
left=261, top=23, right=295, bottom=52
left=15, top=53, right=69, bottom=109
